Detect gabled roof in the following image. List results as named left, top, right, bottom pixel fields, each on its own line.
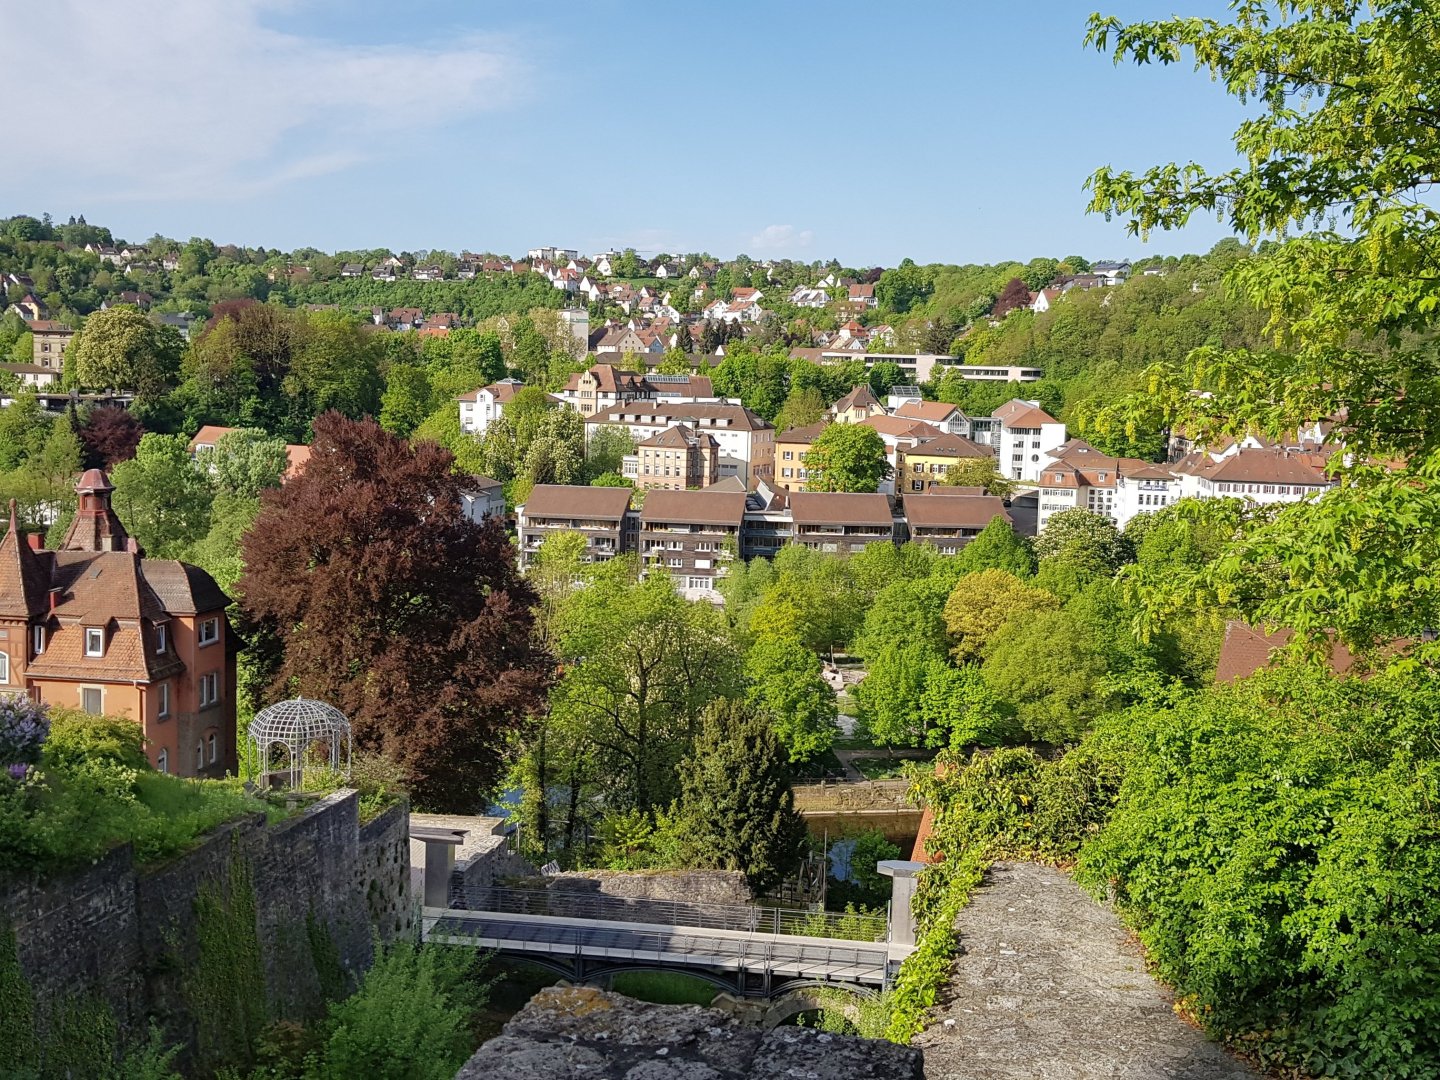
left=521, top=484, right=631, bottom=520
left=640, top=489, right=747, bottom=527
left=638, top=423, right=719, bottom=450
left=0, top=505, right=50, bottom=618
left=992, top=399, right=1059, bottom=428
left=1206, top=449, right=1330, bottom=486
left=1214, top=622, right=1356, bottom=684
left=895, top=400, right=962, bottom=424
left=776, top=422, right=829, bottom=446
left=831, top=383, right=880, bottom=413
left=788, top=491, right=893, bottom=527
left=903, top=493, right=1011, bottom=529
left=859, top=415, right=943, bottom=439
left=908, top=433, right=993, bottom=459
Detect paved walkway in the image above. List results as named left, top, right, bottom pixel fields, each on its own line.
left=914, top=862, right=1257, bottom=1080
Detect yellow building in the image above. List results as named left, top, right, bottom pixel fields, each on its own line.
left=896, top=433, right=995, bottom=495
left=773, top=421, right=827, bottom=492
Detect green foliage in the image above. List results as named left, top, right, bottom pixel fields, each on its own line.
left=1077, top=665, right=1440, bottom=1077
left=320, top=942, right=487, bottom=1080
left=0, top=709, right=270, bottom=874
left=950, top=516, right=1034, bottom=576
left=669, top=698, right=808, bottom=894
left=943, top=569, right=1057, bottom=664
left=210, top=428, right=290, bottom=498
left=802, top=423, right=890, bottom=493
left=111, top=432, right=215, bottom=557
left=883, top=850, right=987, bottom=1044
left=190, top=856, right=267, bottom=1072
left=66, top=306, right=182, bottom=401
left=0, top=921, right=38, bottom=1072
left=1032, top=507, right=1131, bottom=580
left=743, top=632, right=838, bottom=761
left=979, top=606, right=1116, bottom=744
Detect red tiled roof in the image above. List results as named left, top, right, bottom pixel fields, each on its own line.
left=903, top=493, right=1011, bottom=529
left=788, top=491, right=893, bottom=527
left=993, top=400, right=1059, bottom=428
left=640, top=489, right=747, bottom=527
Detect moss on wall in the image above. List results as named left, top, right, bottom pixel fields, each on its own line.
left=189, top=853, right=267, bottom=1072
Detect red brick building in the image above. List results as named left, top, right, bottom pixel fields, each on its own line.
left=0, top=470, right=238, bottom=777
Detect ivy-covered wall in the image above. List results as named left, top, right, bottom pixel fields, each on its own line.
left=0, top=789, right=411, bottom=1075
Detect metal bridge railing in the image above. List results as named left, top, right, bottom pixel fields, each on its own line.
left=451, top=886, right=888, bottom=943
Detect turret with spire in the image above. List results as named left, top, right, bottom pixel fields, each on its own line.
left=0, top=500, right=50, bottom=619
left=60, top=469, right=139, bottom=555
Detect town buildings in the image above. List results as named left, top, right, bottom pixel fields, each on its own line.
left=0, top=471, right=238, bottom=778
left=989, top=400, right=1068, bottom=483
left=903, top=491, right=1012, bottom=555
left=629, top=424, right=721, bottom=491
left=638, top=489, right=746, bottom=599
left=459, top=379, right=527, bottom=435
left=515, top=485, right=635, bottom=568
left=586, top=402, right=775, bottom=485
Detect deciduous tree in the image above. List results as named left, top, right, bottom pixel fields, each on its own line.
left=802, top=423, right=889, bottom=493
left=943, top=569, right=1058, bottom=664
left=239, top=413, right=553, bottom=810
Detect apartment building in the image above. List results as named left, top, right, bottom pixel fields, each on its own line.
left=0, top=470, right=238, bottom=778
left=895, top=433, right=995, bottom=495
left=902, top=491, right=1012, bottom=555
left=458, top=378, right=527, bottom=435
left=515, top=485, right=635, bottom=567
left=629, top=424, right=720, bottom=491
left=786, top=492, right=899, bottom=554
left=990, top=399, right=1068, bottom=483
left=773, top=422, right=827, bottom=492
left=855, top=415, right=945, bottom=494
left=829, top=383, right=885, bottom=424
left=30, top=321, right=74, bottom=371
left=586, top=403, right=774, bottom=485
left=639, top=489, right=747, bottom=599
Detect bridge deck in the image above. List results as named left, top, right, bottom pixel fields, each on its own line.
left=422, top=907, right=901, bottom=985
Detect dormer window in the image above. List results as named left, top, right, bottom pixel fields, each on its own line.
left=85, top=628, right=104, bottom=657
left=32, top=625, right=44, bottom=656
left=155, top=624, right=167, bottom=654
left=198, top=618, right=219, bottom=646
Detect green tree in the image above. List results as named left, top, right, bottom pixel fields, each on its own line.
left=1079, top=2, right=1440, bottom=655
left=1033, top=507, right=1130, bottom=579
left=184, top=493, right=259, bottom=596
left=378, top=363, right=434, bottom=436
left=65, top=306, right=182, bottom=400
left=744, top=632, right=838, bottom=762
left=980, top=606, right=1113, bottom=744
left=671, top=698, right=808, bottom=894
left=802, top=423, right=889, bottom=493
left=943, top=569, right=1058, bottom=664
left=773, top=386, right=828, bottom=433
left=854, top=640, right=937, bottom=747
left=412, top=405, right=487, bottom=475
left=584, top=425, right=636, bottom=481
left=210, top=428, right=289, bottom=498
left=111, top=433, right=215, bottom=557
left=952, top=516, right=1034, bottom=576
left=8, top=332, right=32, bottom=366
left=548, top=563, right=741, bottom=814
left=941, top=457, right=1015, bottom=498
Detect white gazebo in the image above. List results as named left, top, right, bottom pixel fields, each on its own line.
left=247, top=696, right=352, bottom=789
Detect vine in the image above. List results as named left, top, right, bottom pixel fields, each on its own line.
left=0, top=920, right=38, bottom=1072
left=305, top=912, right=348, bottom=1004
left=188, top=852, right=267, bottom=1072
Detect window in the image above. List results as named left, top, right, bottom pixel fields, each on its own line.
left=85, top=628, right=104, bottom=657
left=208, top=733, right=217, bottom=764
left=156, top=748, right=168, bottom=775
left=199, top=671, right=220, bottom=708
left=32, top=625, right=43, bottom=656
left=196, top=743, right=204, bottom=771
left=157, top=682, right=170, bottom=719
left=0, top=653, right=8, bottom=683
left=198, top=618, right=219, bottom=646
left=82, top=687, right=102, bottom=715
left=155, top=624, right=167, bottom=654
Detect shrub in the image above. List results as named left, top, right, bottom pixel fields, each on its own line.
left=0, top=697, right=49, bottom=776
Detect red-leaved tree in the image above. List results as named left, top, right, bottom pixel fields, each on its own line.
left=76, top=405, right=145, bottom=469
left=991, top=276, right=1033, bottom=319
left=238, top=412, right=554, bottom=810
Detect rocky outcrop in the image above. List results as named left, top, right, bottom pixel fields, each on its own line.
left=455, top=986, right=923, bottom=1079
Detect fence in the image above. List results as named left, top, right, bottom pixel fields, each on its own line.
left=453, top=886, right=888, bottom=943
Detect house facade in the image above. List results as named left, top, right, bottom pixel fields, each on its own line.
left=639, top=489, right=746, bottom=599
left=0, top=472, right=238, bottom=778
left=629, top=424, right=720, bottom=491
left=515, top=485, right=635, bottom=568
left=458, top=378, right=526, bottom=435
left=902, top=492, right=1011, bottom=555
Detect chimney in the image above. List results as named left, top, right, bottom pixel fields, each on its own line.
left=25, top=533, right=43, bottom=551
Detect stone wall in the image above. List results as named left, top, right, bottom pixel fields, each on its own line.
left=543, top=869, right=751, bottom=906
left=0, top=789, right=410, bottom=1065
left=455, top=987, right=924, bottom=1079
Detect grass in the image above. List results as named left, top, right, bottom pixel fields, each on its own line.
left=609, top=971, right=719, bottom=1006
left=853, top=757, right=912, bottom=781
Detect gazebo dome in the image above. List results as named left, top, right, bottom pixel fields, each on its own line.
left=247, top=696, right=352, bottom=788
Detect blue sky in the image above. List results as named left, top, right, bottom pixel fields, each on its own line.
left=8, top=0, right=1246, bottom=265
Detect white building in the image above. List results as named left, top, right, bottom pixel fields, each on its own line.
left=990, top=400, right=1068, bottom=483
left=585, top=402, right=775, bottom=484
left=458, top=378, right=526, bottom=435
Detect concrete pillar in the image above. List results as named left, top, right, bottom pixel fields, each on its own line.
left=410, top=827, right=466, bottom=908
left=877, top=859, right=927, bottom=947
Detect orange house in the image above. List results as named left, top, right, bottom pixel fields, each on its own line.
left=0, top=470, right=238, bottom=777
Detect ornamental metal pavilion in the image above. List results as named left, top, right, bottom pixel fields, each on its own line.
left=247, top=696, right=352, bottom=789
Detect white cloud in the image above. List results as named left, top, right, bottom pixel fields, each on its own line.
left=749, top=224, right=814, bottom=252
left=4, top=0, right=526, bottom=202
